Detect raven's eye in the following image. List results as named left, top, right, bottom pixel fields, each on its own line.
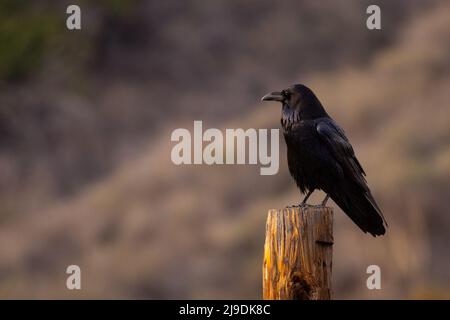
left=282, top=90, right=290, bottom=99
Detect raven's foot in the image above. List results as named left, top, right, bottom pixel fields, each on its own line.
left=286, top=203, right=307, bottom=209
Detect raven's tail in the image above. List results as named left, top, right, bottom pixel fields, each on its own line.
left=330, top=185, right=387, bottom=237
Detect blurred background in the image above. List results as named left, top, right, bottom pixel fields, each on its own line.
left=0, top=0, right=449, bottom=299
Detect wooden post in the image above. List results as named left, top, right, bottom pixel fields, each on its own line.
left=263, top=205, right=334, bottom=300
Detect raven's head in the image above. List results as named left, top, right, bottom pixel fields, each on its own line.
left=261, top=84, right=329, bottom=123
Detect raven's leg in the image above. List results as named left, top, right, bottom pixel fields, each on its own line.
left=300, top=190, right=314, bottom=206
left=321, top=194, right=330, bottom=206
left=287, top=190, right=314, bottom=208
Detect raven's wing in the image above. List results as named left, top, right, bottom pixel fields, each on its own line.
left=316, top=118, right=387, bottom=236
left=316, top=119, right=366, bottom=186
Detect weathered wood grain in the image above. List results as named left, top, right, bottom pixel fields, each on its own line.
left=263, top=206, right=334, bottom=300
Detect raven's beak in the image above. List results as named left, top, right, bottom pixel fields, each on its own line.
left=261, top=91, right=283, bottom=102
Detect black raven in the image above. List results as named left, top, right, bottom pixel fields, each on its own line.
left=262, top=84, right=387, bottom=236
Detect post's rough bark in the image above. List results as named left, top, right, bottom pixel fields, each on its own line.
left=263, top=206, right=333, bottom=300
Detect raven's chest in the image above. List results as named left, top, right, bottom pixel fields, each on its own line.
left=283, top=122, right=320, bottom=161
left=283, top=122, right=324, bottom=192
